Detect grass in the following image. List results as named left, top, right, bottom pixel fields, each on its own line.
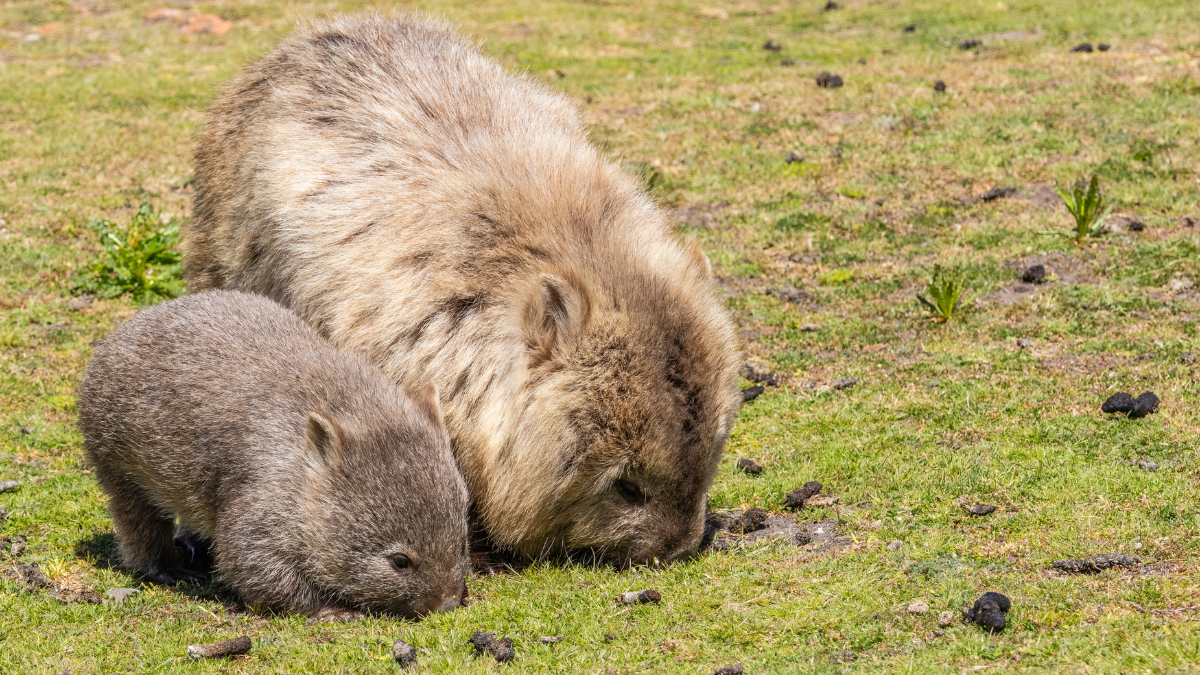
left=917, top=265, right=972, bottom=321
left=1056, top=175, right=1113, bottom=244
left=2, top=0, right=1199, bottom=673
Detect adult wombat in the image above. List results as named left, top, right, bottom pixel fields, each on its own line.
left=184, top=15, right=741, bottom=564
left=77, top=290, right=469, bottom=619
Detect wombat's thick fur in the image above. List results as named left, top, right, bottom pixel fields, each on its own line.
left=184, top=16, right=741, bottom=564
left=77, top=290, right=469, bottom=618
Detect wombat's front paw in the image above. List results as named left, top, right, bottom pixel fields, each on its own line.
left=309, top=606, right=366, bottom=623
left=173, top=530, right=215, bottom=570
left=142, top=566, right=207, bottom=586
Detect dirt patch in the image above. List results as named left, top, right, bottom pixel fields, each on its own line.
left=707, top=512, right=848, bottom=553
left=667, top=203, right=728, bottom=229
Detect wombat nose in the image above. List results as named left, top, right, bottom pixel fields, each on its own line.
left=434, top=594, right=460, bottom=614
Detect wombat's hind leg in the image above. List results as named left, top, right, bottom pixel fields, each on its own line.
left=174, top=528, right=216, bottom=574
left=105, top=481, right=204, bottom=585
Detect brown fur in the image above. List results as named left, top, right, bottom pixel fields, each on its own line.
left=77, top=290, right=469, bottom=617
left=184, top=15, right=741, bottom=564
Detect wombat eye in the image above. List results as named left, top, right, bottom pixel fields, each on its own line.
left=390, top=554, right=413, bottom=570
left=614, top=479, right=648, bottom=505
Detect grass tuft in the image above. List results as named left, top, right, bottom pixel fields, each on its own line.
left=74, top=200, right=184, bottom=304
left=916, top=264, right=972, bottom=321
left=1055, top=174, right=1113, bottom=244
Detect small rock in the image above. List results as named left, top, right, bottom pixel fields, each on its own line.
left=183, top=13, right=231, bottom=35
left=105, top=587, right=141, bottom=603
left=967, top=504, right=996, bottom=517
left=741, top=363, right=781, bottom=387
left=804, top=494, right=839, bottom=508
left=1101, top=392, right=1135, bottom=414
left=727, top=508, right=769, bottom=535
left=938, top=611, right=955, bottom=627
left=831, top=376, right=858, bottom=390
left=784, top=481, right=823, bottom=509
left=798, top=323, right=822, bottom=332
left=887, top=540, right=903, bottom=551
left=908, top=600, right=929, bottom=615
left=815, top=72, right=844, bottom=88
left=538, top=635, right=563, bottom=645
left=980, top=187, right=1018, bottom=202
left=933, top=80, right=946, bottom=92
left=67, top=296, right=93, bottom=311
left=740, top=386, right=764, bottom=403
left=769, top=286, right=808, bottom=303
left=736, top=458, right=763, bottom=475
left=187, top=636, right=252, bottom=660
left=1016, top=338, right=1035, bottom=348
left=0, top=506, right=7, bottom=521
left=784, top=150, right=805, bottom=164
left=780, top=58, right=798, bottom=66
left=1021, top=264, right=1046, bottom=284
left=16, top=563, right=51, bottom=589
left=762, top=40, right=782, bottom=51
left=0, top=481, right=19, bottom=493
left=1137, top=459, right=1158, bottom=472
left=714, top=664, right=744, bottom=675
left=1128, top=391, right=1159, bottom=419
left=963, top=592, right=1010, bottom=633
left=615, top=589, right=662, bottom=605
left=1098, top=43, right=1110, bottom=51
left=1168, top=277, right=1194, bottom=292
left=1071, top=43, right=1094, bottom=53
left=469, top=631, right=515, bottom=663
left=392, top=639, right=417, bottom=667
left=959, top=39, right=981, bottom=50
left=904, top=24, right=917, bottom=33
left=1051, top=554, right=1140, bottom=573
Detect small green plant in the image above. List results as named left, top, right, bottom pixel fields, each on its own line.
left=75, top=200, right=184, bottom=304
left=917, top=265, right=972, bottom=321
left=817, top=268, right=856, bottom=285
left=1056, top=174, right=1112, bottom=244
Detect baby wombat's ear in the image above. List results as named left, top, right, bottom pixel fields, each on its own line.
left=412, top=383, right=444, bottom=428
left=305, top=412, right=346, bottom=467
left=522, top=273, right=591, bottom=362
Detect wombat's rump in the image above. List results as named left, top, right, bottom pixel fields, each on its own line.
left=185, top=16, right=741, bottom=564
left=77, top=290, right=469, bottom=618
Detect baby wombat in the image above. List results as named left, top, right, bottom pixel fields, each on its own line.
left=184, top=15, right=741, bottom=565
left=77, top=290, right=469, bottom=619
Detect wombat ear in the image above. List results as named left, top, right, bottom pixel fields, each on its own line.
left=412, top=383, right=444, bottom=428
left=522, top=274, right=591, bottom=362
left=682, top=240, right=713, bottom=280
left=305, top=412, right=345, bottom=467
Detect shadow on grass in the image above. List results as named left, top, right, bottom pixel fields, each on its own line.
left=73, top=531, right=242, bottom=607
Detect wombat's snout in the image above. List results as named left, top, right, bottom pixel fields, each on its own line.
left=408, top=585, right=464, bottom=617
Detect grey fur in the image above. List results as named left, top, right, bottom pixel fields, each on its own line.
left=184, top=15, right=741, bottom=564
left=77, top=290, right=469, bottom=618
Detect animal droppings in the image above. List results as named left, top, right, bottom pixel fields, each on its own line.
left=616, top=589, right=662, bottom=605
left=17, top=562, right=51, bottom=588
left=736, top=458, right=763, bottom=475
left=727, top=508, right=769, bottom=535
left=933, top=80, right=946, bottom=92
left=903, top=24, right=916, bottom=32
left=7, top=533, right=27, bottom=557
left=963, top=592, right=1010, bottom=633
left=798, top=323, right=822, bottom=332
left=1136, top=459, right=1158, bottom=472
left=784, top=150, right=805, bottom=164
left=908, top=600, right=930, bottom=614
left=823, top=1, right=839, bottom=10
left=803, top=494, right=839, bottom=508
left=831, top=377, right=858, bottom=390
left=959, top=39, right=981, bottom=50
left=784, top=481, right=823, bottom=509
left=980, top=187, right=1018, bottom=202
left=1128, top=391, right=1159, bottom=419
left=1071, top=43, right=1094, bottom=52
left=538, top=635, right=564, bottom=645
left=392, top=639, right=417, bottom=668
left=887, top=540, right=903, bottom=551
left=1101, top=392, right=1136, bottom=414
left=938, top=611, right=955, bottom=627
left=1016, top=338, right=1035, bottom=348
left=714, top=663, right=744, bottom=675
left=762, top=40, right=782, bottom=51
left=780, top=58, right=798, bottom=66
left=0, top=481, right=19, bottom=493
left=469, top=631, right=515, bottom=663
left=1051, top=554, right=1140, bottom=574
left=967, top=504, right=996, bottom=517
left=187, top=636, right=252, bottom=659
left=740, top=363, right=782, bottom=387
left=740, top=386, right=764, bottom=403
left=1021, top=264, right=1046, bottom=284
left=1098, top=43, right=1111, bottom=51
left=815, top=72, right=844, bottom=88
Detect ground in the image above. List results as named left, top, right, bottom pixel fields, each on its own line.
left=1, top=0, right=1199, bottom=673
